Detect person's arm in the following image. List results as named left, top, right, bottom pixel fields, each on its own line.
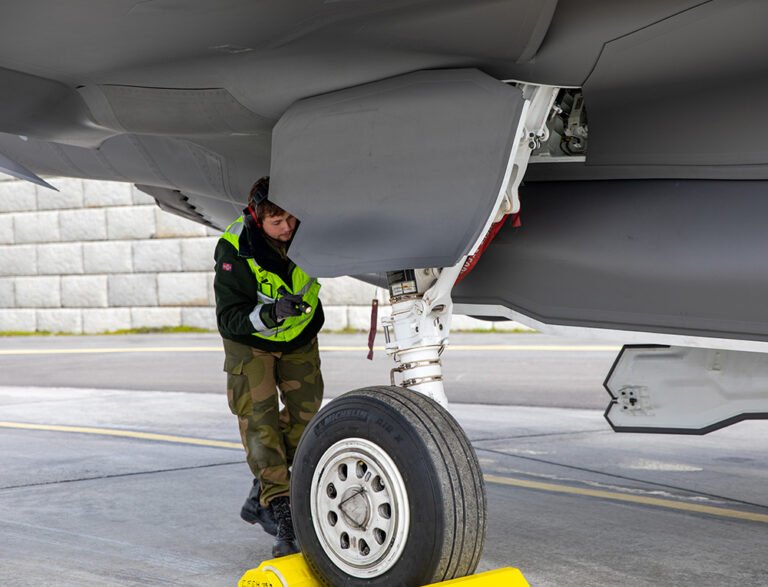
left=213, top=240, right=279, bottom=335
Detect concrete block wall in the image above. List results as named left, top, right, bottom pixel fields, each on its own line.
left=0, top=177, right=530, bottom=334
left=0, top=178, right=206, bottom=333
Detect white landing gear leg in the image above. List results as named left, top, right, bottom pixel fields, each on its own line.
left=382, top=264, right=464, bottom=408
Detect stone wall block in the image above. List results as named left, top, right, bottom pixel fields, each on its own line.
left=180, top=237, right=218, bottom=271
left=0, top=277, right=14, bottom=307
left=0, top=245, right=37, bottom=276
left=0, top=215, right=14, bottom=244
left=37, top=309, right=83, bottom=334
left=82, top=308, right=131, bottom=333
left=37, top=178, right=84, bottom=210
left=347, top=304, right=391, bottom=331
left=131, top=307, right=182, bottom=329
left=131, top=186, right=157, bottom=205
left=38, top=243, right=84, bottom=275
left=158, top=272, right=209, bottom=306
left=59, top=208, right=107, bottom=241
left=106, top=206, right=156, bottom=240
left=61, top=275, right=108, bottom=308
left=15, top=276, right=61, bottom=308
left=132, top=239, right=182, bottom=272
left=108, top=274, right=158, bottom=307
left=14, top=211, right=60, bottom=243
left=319, top=306, right=348, bottom=332
left=83, top=241, right=133, bottom=274
left=84, top=180, right=133, bottom=207
left=319, top=276, right=380, bottom=306
left=154, top=208, right=207, bottom=238
left=206, top=272, right=215, bottom=305
left=181, top=307, right=217, bottom=330
left=0, top=177, right=433, bottom=335
left=0, top=308, right=36, bottom=332
left=0, top=180, right=36, bottom=213
left=376, top=287, right=391, bottom=305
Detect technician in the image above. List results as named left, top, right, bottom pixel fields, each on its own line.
left=214, top=176, right=324, bottom=558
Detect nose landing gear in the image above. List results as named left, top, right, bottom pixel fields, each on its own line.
left=291, top=387, right=486, bottom=586
left=290, top=82, right=558, bottom=586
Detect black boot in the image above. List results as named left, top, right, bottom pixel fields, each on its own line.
left=240, top=478, right=278, bottom=536
left=270, top=496, right=299, bottom=558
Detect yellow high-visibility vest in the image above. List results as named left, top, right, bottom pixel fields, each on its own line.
left=221, top=217, right=321, bottom=343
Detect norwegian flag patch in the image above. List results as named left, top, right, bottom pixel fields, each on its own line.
left=222, top=262, right=232, bottom=272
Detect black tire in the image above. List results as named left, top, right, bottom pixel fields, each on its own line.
left=291, top=386, right=486, bottom=587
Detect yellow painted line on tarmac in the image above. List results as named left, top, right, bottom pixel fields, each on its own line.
left=0, top=346, right=222, bottom=355
left=0, top=421, right=242, bottom=450
left=484, top=474, right=768, bottom=524
left=2, top=421, right=765, bottom=524
left=0, top=344, right=619, bottom=356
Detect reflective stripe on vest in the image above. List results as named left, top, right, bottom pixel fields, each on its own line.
left=221, top=217, right=321, bottom=343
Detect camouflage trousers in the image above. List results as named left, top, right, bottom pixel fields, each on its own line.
left=223, top=337, right=324, bottom=506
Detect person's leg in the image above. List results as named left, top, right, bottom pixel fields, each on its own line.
left=230, top=341, right=298, bottom=557
left=222, top=339, right=281, bottom=535
left=223, top=339, right=284, bottom=487
left=275, top=337, right=324, bottom=468
left=239, top=346, right=292, bottom=507
left=266, top=337, right=324, bottom=557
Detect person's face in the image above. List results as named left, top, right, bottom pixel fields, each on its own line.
left=261, top=211, right=297, bottom=242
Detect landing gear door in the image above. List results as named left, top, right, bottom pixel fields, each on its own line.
left=270, top=68, right=525, bottom=278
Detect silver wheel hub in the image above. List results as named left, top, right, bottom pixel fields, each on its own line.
left=310, top=438, right=410, bottom=578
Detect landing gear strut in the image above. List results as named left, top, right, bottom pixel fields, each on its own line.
left=382, top=265, right=463, bottom=408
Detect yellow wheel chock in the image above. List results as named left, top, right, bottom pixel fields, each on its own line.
left=238, top=554, right=317, bottom=587
left=238, top=554, right=529, bottom=587
left=422, top=567, right=530, bottom=586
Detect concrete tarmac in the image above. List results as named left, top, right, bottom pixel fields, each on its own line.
left=0, top=332, right=618, bottom=408
left=0, top=333, right=766, bottom=586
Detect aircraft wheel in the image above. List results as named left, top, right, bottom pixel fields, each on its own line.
left=291, top=386, right=486, bottom=586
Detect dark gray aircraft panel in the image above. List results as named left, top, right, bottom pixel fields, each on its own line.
left=454, top=179, right=768, bottom=342
left=1, top=0, right=768, bottom=288
left=525, top=160, right=768, bottom=182
left=0, top=129, right=272, bottom=226
left=271, top=69, right=524, bottom=277
left=0, top=1, right=706, bottom=104
left=351, top=0, right=557, bottom=63
left=584, top=0, right=768, bottom=168
left=81, top=85, right=272, bottom=136
left=492, top=0, right=707, bottom=86
left=0, top=67, right=113, bottom=147
left=0, top=0, right=556, bottom=118
left=2, top=0, right=764, bottom=214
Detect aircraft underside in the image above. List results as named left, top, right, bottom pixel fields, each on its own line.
left=1, top=0, right=767, bottom=584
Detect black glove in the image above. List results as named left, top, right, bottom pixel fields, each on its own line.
left=271, top=293, right=305, bottom=322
